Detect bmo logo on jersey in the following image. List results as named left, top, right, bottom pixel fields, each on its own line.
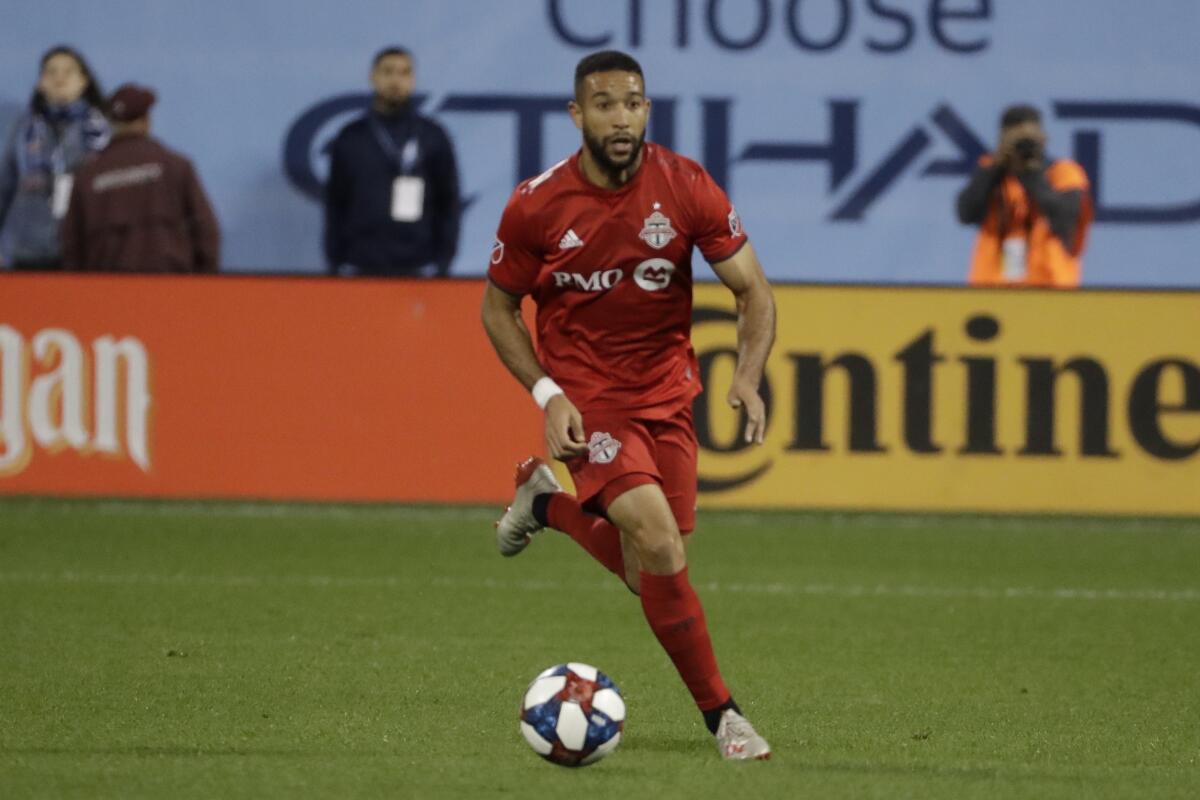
left=633, top=258, right=675, bottom=292
left=553, top=268, right=624, bottom=292
left=552, top=259, right=675, bottom=292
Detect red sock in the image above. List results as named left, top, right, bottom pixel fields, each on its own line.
left=545, top=493, right=625, bottom=577
left=639, top=567, right=731, bottom=711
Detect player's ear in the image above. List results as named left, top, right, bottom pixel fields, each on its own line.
left=568, top=100, right=583, bottom=131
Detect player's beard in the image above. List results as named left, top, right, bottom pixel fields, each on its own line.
left=583, top=127, right=646, bottom=181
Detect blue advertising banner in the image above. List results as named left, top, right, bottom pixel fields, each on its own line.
left=2, top=1, right=1197, bottom=285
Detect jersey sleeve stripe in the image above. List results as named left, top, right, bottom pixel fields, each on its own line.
left=486, top=270, right=527, bottom=297
left=706, top=236, right=749, bottom=265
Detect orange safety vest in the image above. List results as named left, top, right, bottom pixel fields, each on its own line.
left=968, top=156, right=1093, bottom=287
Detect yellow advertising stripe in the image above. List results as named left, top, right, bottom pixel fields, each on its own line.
left=692, top=285, right=1200, bottom=516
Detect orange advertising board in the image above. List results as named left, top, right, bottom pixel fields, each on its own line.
left=7, top=275, right=1197, bottom=515
left=0, top=274, right=542, bottom=502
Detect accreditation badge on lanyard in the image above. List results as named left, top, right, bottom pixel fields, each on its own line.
left=371, top=118, right=425, bottom=223
left=1001, top=237, right=1027, bottom=282
left=51, top=174, right=74, bottom=219
left=391, top=176, right=424, bottom=222
left=391, top=139, right=424, bottom=221
left=50, top=142, right=74, bottom=219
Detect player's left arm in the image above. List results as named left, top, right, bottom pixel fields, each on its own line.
left=710, top=241, right=776, bottom=445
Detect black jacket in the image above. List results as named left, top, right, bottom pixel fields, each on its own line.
left=323, top=104, right=460, bottom=276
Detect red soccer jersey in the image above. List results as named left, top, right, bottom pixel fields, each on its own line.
left=488, top=143, right=747, bottom=417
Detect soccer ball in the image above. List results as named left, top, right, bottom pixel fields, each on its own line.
left=519, top=662, right=625, bottom=767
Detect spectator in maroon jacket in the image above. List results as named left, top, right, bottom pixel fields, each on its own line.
left=61, top=84, right=220, bottom=272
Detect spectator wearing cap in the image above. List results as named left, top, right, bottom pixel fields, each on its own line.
left=61, top=83, right=220, bottom=272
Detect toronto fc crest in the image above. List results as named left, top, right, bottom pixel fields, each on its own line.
left=587, top=432, right=622, bottom=464
left=639, top=202, right=677, bottom=250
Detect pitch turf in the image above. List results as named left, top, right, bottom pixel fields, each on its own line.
left=1, top=498, right=1198, bottom=799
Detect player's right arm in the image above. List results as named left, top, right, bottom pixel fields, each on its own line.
left=481, top=192, right=588, bottom=460
left=480, top=281, right=587, bottom=460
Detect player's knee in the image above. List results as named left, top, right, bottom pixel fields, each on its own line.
left=610, top=486, right=685, bottom=573
left=633, top=531, right=685, bottom=574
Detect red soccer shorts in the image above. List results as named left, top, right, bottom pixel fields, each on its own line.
left=566, top=404, right=698, bottom=534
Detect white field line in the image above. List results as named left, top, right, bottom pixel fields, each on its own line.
left=2, top=499, right=1198, bottom=535
left=0, top=571, right=1197, bottom=603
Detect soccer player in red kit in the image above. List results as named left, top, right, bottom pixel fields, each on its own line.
left=481, top=50, right=776, bottom=761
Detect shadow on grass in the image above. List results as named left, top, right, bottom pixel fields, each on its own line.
left=622, top=736, right=710, bottom=756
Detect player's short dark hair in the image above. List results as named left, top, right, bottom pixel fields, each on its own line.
left=372, top=46, right=412, bottom=68
left=574, top=50, right=644, bottom=98
left=1000, top=104, right=1042, bottom=129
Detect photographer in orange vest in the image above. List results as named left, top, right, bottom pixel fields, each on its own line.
left=957, top=105, right=1092, bottom=287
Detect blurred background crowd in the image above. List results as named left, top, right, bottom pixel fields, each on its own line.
left=1, top=1, right=1196, bottom=287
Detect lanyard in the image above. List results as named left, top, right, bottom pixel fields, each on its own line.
left=368, top=115, right=419, bottom=176
left=47, top=121, right=70, bottom=177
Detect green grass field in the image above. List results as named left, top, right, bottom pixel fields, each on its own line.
left=1, top=498, right=1198, bottom=799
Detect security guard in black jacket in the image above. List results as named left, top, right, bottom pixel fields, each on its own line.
left=324, top=47, right=461, bottom=277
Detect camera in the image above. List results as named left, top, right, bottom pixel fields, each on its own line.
left=1013, top=137, right=1042, bottom=161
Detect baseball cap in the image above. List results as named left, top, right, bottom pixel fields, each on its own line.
left=108, top=84, right=156, bottom=122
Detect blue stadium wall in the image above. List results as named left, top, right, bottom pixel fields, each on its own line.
left=1, top=0, right=1197, bottom=286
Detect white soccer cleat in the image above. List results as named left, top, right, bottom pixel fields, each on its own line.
left=715, top=709, right=772, bottom=761
left=495, top=456, right=562, bottom=557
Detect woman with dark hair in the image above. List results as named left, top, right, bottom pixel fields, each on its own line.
left=0, top=45, right=110, bottom=269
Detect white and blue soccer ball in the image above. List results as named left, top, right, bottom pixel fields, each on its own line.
left=519, top=662, right=625, bottom=767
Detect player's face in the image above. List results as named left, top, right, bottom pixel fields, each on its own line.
left=371, top=54, right=415, bottom=106
left=38, top=53, right=88, bottom=106
left=571, top=71, right=650, bottom=173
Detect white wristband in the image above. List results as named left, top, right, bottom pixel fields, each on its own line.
left=531, top=377, right=564, bottom=410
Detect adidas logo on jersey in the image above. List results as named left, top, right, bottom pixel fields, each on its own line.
left=558, top=229, right=585, bottom=250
